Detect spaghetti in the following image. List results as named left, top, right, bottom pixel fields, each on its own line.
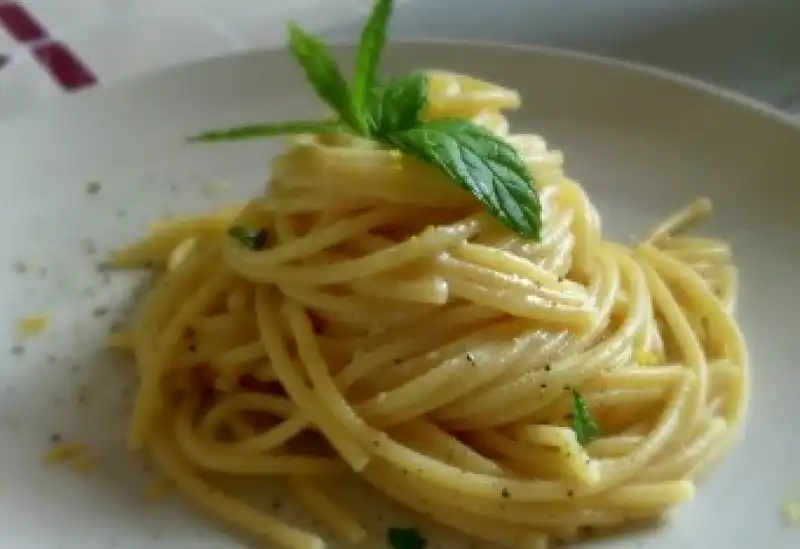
left=112, top=71, right=748, bottom=549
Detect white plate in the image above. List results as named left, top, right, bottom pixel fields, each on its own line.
left=0, top=42, right=798, bottom=549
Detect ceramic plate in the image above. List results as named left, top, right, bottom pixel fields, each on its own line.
left=0, top=42, right=798, bottom=549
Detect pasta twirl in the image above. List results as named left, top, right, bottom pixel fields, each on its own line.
left=112, top=71, right=748, bottom=549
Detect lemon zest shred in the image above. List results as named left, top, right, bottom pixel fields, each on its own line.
left=44, top=443, right=87, bottom=463
left=16, top=315, right=50, bottom=339
left=783, top=501, right=800, bottom=524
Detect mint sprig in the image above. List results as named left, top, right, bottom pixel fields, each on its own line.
left=286, top=23, right=360, bottom=131
left=353, top=0, right=394, bottom=130
left=370, top=72, right=427, bottom=135
left=387, top=527, right=427, bottom=549
left=571, top=389, right=602, bottom=446
left=187, top=0, right=542, bottom=241
left=189, top=121, right=347, bottom=143
left=228, top=226, right=268, bottom=250
left=387, top=119, right=541, bottom=239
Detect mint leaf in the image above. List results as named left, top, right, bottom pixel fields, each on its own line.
left=387, top=119, right=541, bottom=239
left=287, top=23, right=359, bottom=131
left=228, top=226, right=268, bottom=250
left=352, top=0, right=394, bottom=131
left=571, top=389, right=601, bottom=446
left=188, top=121, right=346, bottom=143
left=183, top=2, right=544, bottom=245
left=370, top=71, right=427, bottom=135
left=387, top=527, right=426, bottom=549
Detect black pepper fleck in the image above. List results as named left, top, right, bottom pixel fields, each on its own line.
left=10, top=345, right=24, bottom=355
left=466, top=353, right=476, bottom=365
left=567, top=490, right=574, bottom=498
left=501, top=487, right=510, bottom=499
left=77, top=386, right=90, bottom=405
left=50, top=432, right=62, bottom=444
left=188, top=344, right=197, bottom=352
left=86, top=181, right=102, bottom=195
left=92, top=306, right=109, bottom=318
left=81, top=239, right=97, bottom=255
left=544, top=363, right=552, bottom=372
left=393, top=358, right=402, bottom=365
left=271, top=499, right=282, bottom=511
left=540, top=383, right=547, bottom=389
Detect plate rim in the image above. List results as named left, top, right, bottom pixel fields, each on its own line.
left=0, top=37, right=796, bottom=549
left=4, top=38, right=800, bottom=134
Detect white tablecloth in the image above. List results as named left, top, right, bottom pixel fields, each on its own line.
left=0, top=0, right=381, bottom=119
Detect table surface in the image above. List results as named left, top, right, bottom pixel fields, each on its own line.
left=1, top=0, right=800, bottom=120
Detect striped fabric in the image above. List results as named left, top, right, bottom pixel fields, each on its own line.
left=0, top=1, right=95, bottom=90
left=0, top=0, right=377, bottom=119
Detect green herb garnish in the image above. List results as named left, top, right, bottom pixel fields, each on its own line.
left=353, top=0, right=394, bottom=132
left=388, top=119, right=541, bottom=238
left=188, top=121, right=347, bottom=143
left=188, top=0, right=541, bottom=240
left=287, top=23, right=359, bottom=131
left=571, top=389, right=601, bottom=446
left=370, top=71, right=428, bottom=135
left=388, top=527, right=427, bottom=549
left=228, top=226, right=268, bottom=250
